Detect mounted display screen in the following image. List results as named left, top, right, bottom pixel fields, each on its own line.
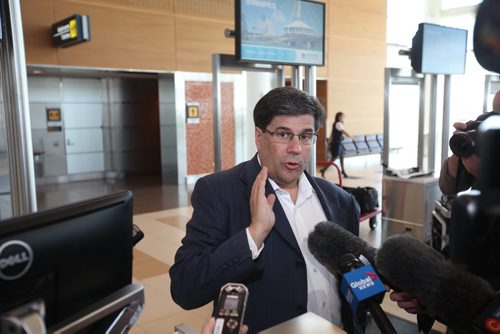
left=411, top=23, right=468, bottom=75
left=235, top=0, right=325, bottom=66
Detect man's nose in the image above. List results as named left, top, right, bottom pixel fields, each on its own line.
left=287, top=135, right=303, bottom=152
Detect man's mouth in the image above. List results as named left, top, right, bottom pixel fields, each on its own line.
left=284, top=161, right=301, bottom=170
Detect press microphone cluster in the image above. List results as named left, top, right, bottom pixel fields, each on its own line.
left=308, top=222, right=396, bottom=334
left=376, top=234, right=498, bottom=333
left=307, top=221, right=499, bottom=334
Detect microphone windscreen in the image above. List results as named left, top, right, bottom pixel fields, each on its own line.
left=308, top=221, right=377, bottom=274
left=376, top=234, right=495, bottom=329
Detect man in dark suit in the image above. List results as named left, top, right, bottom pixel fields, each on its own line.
left=169, top=87, right=360, bottom=333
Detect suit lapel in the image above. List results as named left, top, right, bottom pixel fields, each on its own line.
left=307, top=172, right=349, bottom=229
left=266, top=182, right=301, bottom=254
left=308, top=172, right=335, bottom=221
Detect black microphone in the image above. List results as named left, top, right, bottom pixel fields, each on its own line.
left=308, top=222, right=396, bottom=334
left=338, top=253, right=397, bottom=334
left=376, top=234, right=496, bottom=332
left=307, top=221, right=377, bottom=273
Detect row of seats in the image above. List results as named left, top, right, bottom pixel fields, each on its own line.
left=342, top=134, right=383, bottom=157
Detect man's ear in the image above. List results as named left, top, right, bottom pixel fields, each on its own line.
left=255, top=127, right=263, bottom=149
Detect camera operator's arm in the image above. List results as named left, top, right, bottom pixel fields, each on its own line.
left=439, top=156, right=460, bottom=195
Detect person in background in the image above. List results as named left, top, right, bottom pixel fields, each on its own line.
left=320, top=111, right=352, bottom=178
left=439, top=89, right=500, bottom=195
left=169, top=87, right=360, bottom=333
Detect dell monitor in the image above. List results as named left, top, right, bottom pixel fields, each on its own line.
left=235, top=0, right=325, bottom=66
left=0, top=190, right=143, bottom=332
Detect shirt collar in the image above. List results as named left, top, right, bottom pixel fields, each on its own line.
left=268, top=172, right=314, bottom=201
left=257, top=153, right=314, bottom=199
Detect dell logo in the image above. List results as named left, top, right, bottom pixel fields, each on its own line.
left=0, top=240, right=33, bottom=280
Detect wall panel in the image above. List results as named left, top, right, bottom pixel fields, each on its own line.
left=326, top=0, right=387, bottom=135
left=175, top=16, right=234, bottom=72
left=21, top=0, right=58, bottom=65
left=328, top=78, right=385, bottom=135
left=39, top=1, right=176, bottom=69
left=185, top=81, right=234, bottom=175
left=175, top=0, right=233, bottom=20
left=21, top=0, right=387, bottom=135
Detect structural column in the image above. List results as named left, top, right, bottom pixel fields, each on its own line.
left=0, top=0, right=37, bottom=215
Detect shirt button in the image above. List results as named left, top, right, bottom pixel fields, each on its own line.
left=322, top=301, right=327, bottom=308
left=313, top=268, right=318, bottom=273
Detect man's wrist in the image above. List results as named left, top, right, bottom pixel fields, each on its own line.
left=246, top=227, right=264, bottom=260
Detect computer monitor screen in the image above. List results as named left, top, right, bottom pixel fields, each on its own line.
left=0, top=191, right=134, bottom=331
left=411, top=23, right=468, bottom=75
left=235, top=0, right=325, bottom=66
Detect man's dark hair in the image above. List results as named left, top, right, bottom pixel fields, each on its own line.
left=253, top=86, right=326, bottom=131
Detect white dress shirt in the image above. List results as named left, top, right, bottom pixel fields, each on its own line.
left=265, top=174, right=342, bottom=326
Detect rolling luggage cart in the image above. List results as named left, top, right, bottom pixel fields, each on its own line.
left=317, top=161, right=381, bottom=230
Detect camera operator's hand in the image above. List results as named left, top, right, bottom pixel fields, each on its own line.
left=389, top=291, right=420, bottom=314
left=461, top=154, right=479, bottom=177
left=449, top=122, right=480, bottom=178
left=452, top=121, right=467, bottom=132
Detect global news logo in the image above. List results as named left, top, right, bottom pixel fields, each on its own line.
left=350, top=272, right=378, bottom=291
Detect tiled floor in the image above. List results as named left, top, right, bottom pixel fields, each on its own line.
left=4, top=154, right=446, bottom=333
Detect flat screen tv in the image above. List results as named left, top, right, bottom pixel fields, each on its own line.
left=410, top=23, right=468, bottom=75
left=235, top=0, right=325, bottom=66
left=0, top=191, right=141, bottom=332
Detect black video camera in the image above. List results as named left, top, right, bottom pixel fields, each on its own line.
left=450, top=115, right=500, bottom=291
left=449, top=112, right=496, bottom=158
left=449, top=120, right=482, bottom=158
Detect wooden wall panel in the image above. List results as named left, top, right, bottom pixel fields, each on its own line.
left=20, top=0, right=387, bottom=135
left=330, top=37, right=386, bottom=79
left=51, top=1, right=176, bottom=70
left=325, top=0, right=387, bottom=136
left=84, top=0, right=174, bottom=12
left=329, top=79, right=384, bottom=135
left=175, top=0, right=233, bottom=20
left=175, top=16, right=234, bottom=72
left=330, top=0, right=387, bottom=39
left=22, top=0, right=58, bottom=65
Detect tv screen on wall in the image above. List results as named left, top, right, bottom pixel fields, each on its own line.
left=235, top=0, right=325, bottom=66
left=411, top=23, right=468, bottom=75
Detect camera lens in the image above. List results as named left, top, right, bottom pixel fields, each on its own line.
left=449, top=132, right=475, bottom=158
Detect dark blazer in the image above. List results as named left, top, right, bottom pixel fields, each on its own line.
left=169, top=154, right=360, bottom=333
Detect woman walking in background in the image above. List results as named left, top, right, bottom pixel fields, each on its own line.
left=320, top=111, right=352, bottom=178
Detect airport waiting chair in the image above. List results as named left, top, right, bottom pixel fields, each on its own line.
left=342, top=137, right=358, bottom=157
left=353, top=135, right=370, bottom=155
left=365, top=134, right=382, bottom=153
left=376, top=134, right=384, bottom=148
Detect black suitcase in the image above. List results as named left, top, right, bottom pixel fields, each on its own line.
left=342, top=186, right=379, bottom=213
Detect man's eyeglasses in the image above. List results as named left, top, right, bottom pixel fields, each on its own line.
left=262, top=128, right=318, bottom=145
